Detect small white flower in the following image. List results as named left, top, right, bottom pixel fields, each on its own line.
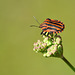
left=46, top=41, right=52, bottom=46
left=43, top=53, right=47, bottom=57
left=47, top=54, right=50, bottom=57
left=56, top=37, right=61, bottom=44
left=42, top=43, right=47, bottom=47
left=47, top=47, right=51, bottom=51
left=51, top=50, right=56, bottom=54
left=33, top=35, right=63, bottom=58
left=58, top=45, right=61, bottom=48
left=43, top=35, right=45, bottom=38
left=33, top=43, right=38, bottom=46
left=46, top=52, right=52, bottom=57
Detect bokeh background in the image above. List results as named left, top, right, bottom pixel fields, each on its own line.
left=0, top=0, right=75, bottom=75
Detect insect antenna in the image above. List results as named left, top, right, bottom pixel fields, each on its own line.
left=30, top=25, right=39, bottom=27
left=33, top=16, right=40, bottom=25
left=30, top=16, right=40, bottom=28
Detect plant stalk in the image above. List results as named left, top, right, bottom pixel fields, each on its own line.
left=61, top=56, right=75, bottom=72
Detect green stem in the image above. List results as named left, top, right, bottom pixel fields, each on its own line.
left=61, top=56, right=75, bottom=72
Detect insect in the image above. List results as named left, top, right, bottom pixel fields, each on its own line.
left=31, top=16, right=65, bottom=36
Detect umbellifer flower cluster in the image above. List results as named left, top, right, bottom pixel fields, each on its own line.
left=33, top=34, right=63, bottom=58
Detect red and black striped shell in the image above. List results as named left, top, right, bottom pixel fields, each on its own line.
left=40, top=18, right=65, bottom=34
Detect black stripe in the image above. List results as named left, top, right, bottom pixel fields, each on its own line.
left=42, top=28, right=63, bottom=33
left=49, top=32, right=53, bottom=34
left=43, top=23, right=62, bottom=30
left=44, top=21, right=63, bottom=26
left=59, top=30, right=62, bottom=32
left=43, top=27, right=58, bottom=31
left=41, top=26, right=47, bottom=28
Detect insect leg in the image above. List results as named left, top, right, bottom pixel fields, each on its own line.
left=40, top=31, right=43, bottom=35
left=43, top=32, right=47, bottom=35
left=47, top=32, right=49, bottom=36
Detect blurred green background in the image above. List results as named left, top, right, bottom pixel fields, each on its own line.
left=0, top=0, right=75, bottom=75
